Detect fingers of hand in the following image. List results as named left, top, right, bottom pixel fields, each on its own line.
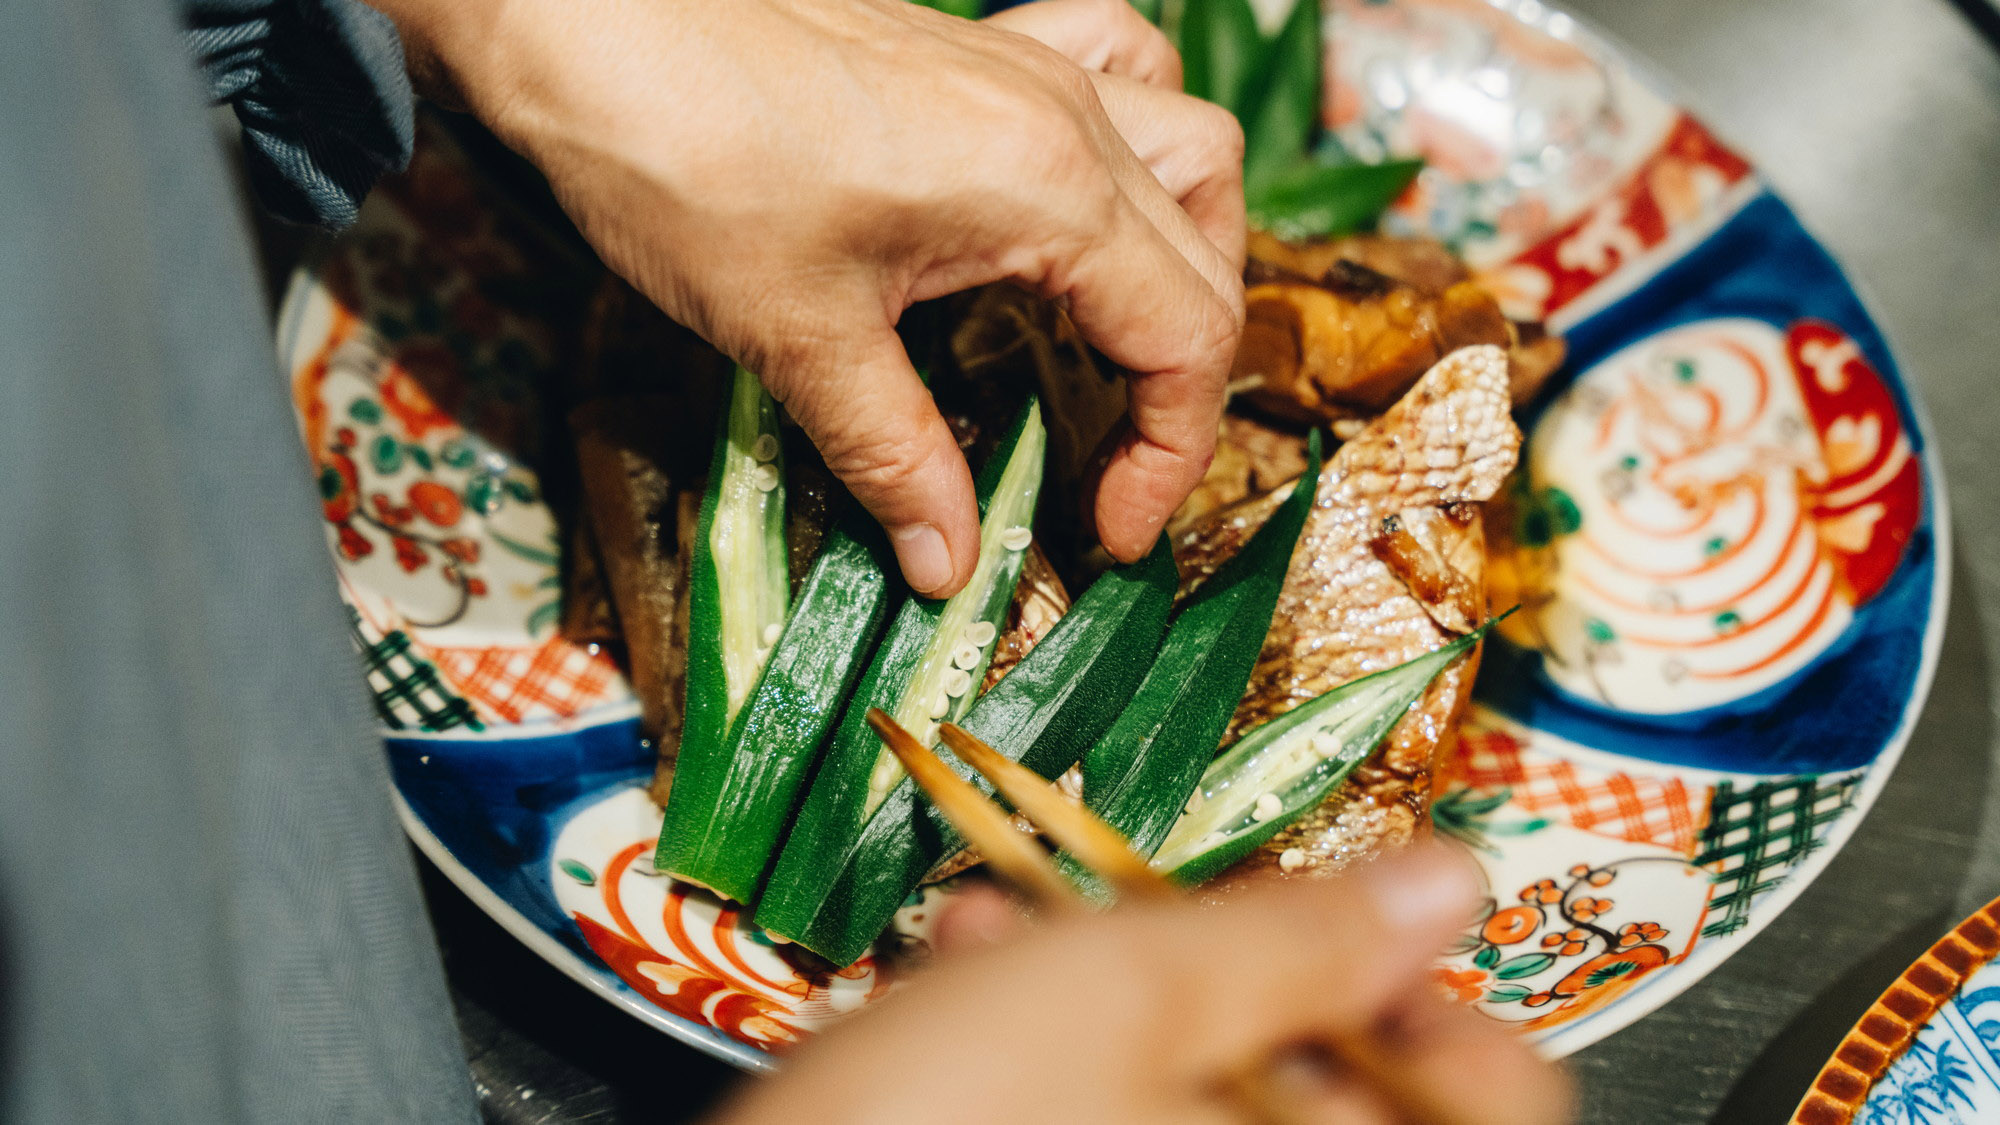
left=1044, top=198, right=1236, bottom=559
left=1088, top=71, right=1248, bottom=273
left=1128, top=845, right=1484, bottom=1073
left=763, top=325, right=978, bottom=598
left=933, top=883, right=1030, bottom=955
left=983, top=0, right=1184, bottom=88
left=1372, top=995, right=1576, bottom=1125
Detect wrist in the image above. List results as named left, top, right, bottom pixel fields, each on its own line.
left=365, top=0, right=513, bottom=111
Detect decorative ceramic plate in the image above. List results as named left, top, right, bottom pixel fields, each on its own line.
left=1792, top=896, right=2000, bottom=1125
left=277, top=0, right=1947, bottom=1072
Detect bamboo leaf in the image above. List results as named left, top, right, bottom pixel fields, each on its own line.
left=1238, top=0, right=1323, bottom=197
left=1180, top=0, right=1265, bottom=115
left=1248, top=158, right=1423, bottom=240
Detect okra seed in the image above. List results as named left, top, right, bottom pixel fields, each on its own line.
left=1000, top=525, right=1033, bottom=551
left=751, top=433, right=780, bottom=462
left=763, top=930, right=792, bottom=945
left=944, top=669, right=973, bottom=698
left=929, top=692, right=950, bottom=720
left=1278, top=848, right=1306, bottom=873
left=761, top=622, right=783, bottom=646
left=1185, top=790, right=1205, bottom=814
left=752, top=463, right=781, bottom=492
left=952, top=643, right=982, bottom=670
left=1252, top=793, right=1283, bottom=821
left=1311, top=735, right=1339, bottom=758
left=966, top=621, right=997, bottom=648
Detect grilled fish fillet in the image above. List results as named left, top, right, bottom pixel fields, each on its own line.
left=1174, top=345, right=1520, bottom=881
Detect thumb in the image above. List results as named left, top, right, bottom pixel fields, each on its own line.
left=769, top=327, right=979, bottom=598
left=1144, top=844, right=1482, bottom=1073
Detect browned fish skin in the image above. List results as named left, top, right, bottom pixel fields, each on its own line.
left=1173, top=412, right=1313, bottom=534
left=569, top=397, right=693, bottom=756
left=1174, top=345, right=1519, bottom=881
left=559, top=516, right=621, bottom=646
left=984, top=541, right=1069, bottom=690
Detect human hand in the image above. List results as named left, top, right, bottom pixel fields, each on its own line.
left=711, top=848, right=1572, bottom=1125
left=377, top=0, right=1246, bottom=596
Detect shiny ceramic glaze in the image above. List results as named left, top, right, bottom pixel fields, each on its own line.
left=278, top=0, right=1946, bottom=1071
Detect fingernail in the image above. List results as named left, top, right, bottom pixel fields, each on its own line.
left=892, top=522, right=953, bottom=595
left=1363, top=847, right=1480, bottom=933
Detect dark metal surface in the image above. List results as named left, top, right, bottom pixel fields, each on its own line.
left=427, top=1, right=2000, bottom=1120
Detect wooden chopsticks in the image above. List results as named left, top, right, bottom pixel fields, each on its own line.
left=866, top=708, right=1477, bottom=1125
left=865, top=709, right=1079, bottom=910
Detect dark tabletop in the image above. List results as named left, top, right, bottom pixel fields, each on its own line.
left=418, top=0, right=2000, bottom=1120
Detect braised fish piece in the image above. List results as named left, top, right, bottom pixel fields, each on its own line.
left=1246, top=229, right=1471, bottom=295
left=569, top=396, right=695, bottom=770
left=559, top=516, right=621, bottom=647
left=1240, top=231, right=1568, bottom=418
left=1173, top=412, right=1313, bottom=534
left=1174, top=345, right=1519, bottom=880
left=1233, top=275, right=1515, bottom=423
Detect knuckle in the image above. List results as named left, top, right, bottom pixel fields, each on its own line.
left=819, top=418, right=941, bottom=499
left=1202, top=103, right=1247, bottom=166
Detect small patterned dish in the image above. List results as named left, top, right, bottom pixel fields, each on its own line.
left=1793, top=895, right=2000, bottom=1125
left=277, top=0, right=1947, bottom=1072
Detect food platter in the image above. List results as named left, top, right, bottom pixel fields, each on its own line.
left=1793, top=895, right=2000, bottom=1125
left=277, top=0, right=1947, bottom=1072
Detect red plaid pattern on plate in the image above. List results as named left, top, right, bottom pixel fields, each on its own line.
left=430, top=636, right=624, bottom=724
left=1449, top=711, right=1711, bottom=856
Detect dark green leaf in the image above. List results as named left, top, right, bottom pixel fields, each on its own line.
left=347, top=398, right=383, bottom=425
left=557, top=858, right=595, bottom=886
left=1238, top=0, right=1322, bottom=197
left=1180, top=0, right=1264, bottom=115
left=440, top=440, right=477, bottom=469
left=1248, top=158, right=1423, bottom=239
left=1443, top=932, right=1481, bottom=955
left=504, top=478, right=538, bottom=504
left=1473, top=944, right=1500, bottom=970
left=1494, top=952, right=1558, bottom=981
left=318, top=465, right=343, bottom=501
left=1484, top=984, right=1533, bottom=1003
left=405, top=444, right=433, bottom=471
left=370, top=433, right=403, bottom=475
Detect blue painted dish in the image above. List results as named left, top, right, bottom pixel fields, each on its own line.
left=277, top=0, right=1947, bottom=1070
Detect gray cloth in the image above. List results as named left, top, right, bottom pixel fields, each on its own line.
left=185, top=0, right=415, bottom=227
left=0, top=0, right=476, bottom=1120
